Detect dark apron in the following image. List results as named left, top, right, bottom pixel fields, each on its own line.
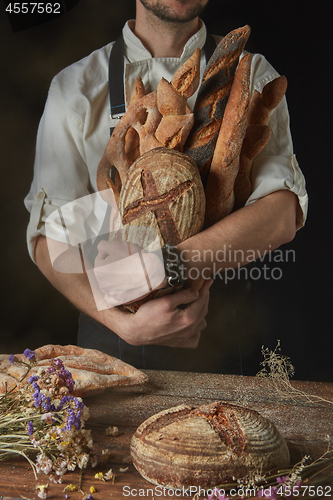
left=78, top=34, right=265, bottom=375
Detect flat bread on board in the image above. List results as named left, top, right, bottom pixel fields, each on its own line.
left=0, top=344, right=148, bottom=397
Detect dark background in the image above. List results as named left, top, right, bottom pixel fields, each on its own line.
left=0, top=0, right=331, bottom=382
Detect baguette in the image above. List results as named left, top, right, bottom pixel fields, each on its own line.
left=125, top=77, right=147, bottom=164
left=204, top=53, right=253, bottom=227
left=233, top=75, right=288, bottom=209
left=171, top=48, right=201, bottom=98
left=184, top=25, right=251, bottom=185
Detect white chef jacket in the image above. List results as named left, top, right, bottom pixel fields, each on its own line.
left=24, top=20, right=308, bottom=262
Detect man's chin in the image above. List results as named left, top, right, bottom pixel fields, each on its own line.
left=139, top=0, right=208, bottom=24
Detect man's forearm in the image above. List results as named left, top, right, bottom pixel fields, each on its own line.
left=178, top=190, right=298, bottom=276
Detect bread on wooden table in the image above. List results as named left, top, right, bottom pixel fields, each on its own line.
left=131, top=401, right=290, bottom=489
left=0, top=345, right=148, bottom=397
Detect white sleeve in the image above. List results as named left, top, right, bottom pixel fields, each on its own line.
left=24, top=79, right=92, bottom=261
left=245, top=54, right=308, bottom=229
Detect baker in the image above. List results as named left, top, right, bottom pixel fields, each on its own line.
left=24, top=0, right=308, bottom=372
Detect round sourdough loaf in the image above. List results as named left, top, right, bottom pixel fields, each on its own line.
left=119, top=147, right=205, bottom=250
left=131, top=401, right=290, bottom=490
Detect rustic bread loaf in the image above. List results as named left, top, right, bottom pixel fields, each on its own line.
left=131, top=401, right=290, bottom=489
left=119, top=147, right=205, bottom=249
left=0, top=345, right=148, bottom=397
left=233, top=75, right=288, bottom=209
left=184, top=25, right=251, bottom=185
left=204, top=53, right=253, bottom=227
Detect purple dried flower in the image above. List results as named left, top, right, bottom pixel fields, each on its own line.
left=206, top=489, right=229, bottom=500
left=28, top=375, right=39, bottom=384
left=41, top=396, right=53, bottom=412
left=276, top=476, right=290, bottom=484
left=66, top=409, right=76, bottom=431
left=74, top=397, right=84, bottom=410
left=258, top=487, right=278, bottom=500
left=32, top=381, right=40, bottom=392
left=33, top=392, right=44, bottom=408
left=27, top=421, right=34, bottom=436
left=9, top=354, right=15, bottom=364
left=75, top=410, right=82, bottom=430
left=54, top=358, right=64, bottom=368
left=23, top=348, right=35, bottom=361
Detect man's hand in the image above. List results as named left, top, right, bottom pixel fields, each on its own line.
left=35, top=235, right=212, bottom=349
left=105, top=278, right=213, bottom=348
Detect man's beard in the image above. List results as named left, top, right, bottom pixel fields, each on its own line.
left=139, top=0, right=208, bottom=23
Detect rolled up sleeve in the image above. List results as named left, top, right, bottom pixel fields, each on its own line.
left=246, top=55, right=308, bottom=229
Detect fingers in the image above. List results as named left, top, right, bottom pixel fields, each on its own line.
left=114, top=278, right=213, bottom=347
left=184, top=278, right=213, bottom=318
left=166, top=287, right=200, bottom=309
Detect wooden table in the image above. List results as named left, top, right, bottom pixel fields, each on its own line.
left=1, top=371, right=333, bottom=499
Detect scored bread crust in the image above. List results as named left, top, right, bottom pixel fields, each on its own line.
left=184, top=25, right=251, bottom=184
left=204, top=53, right=253, bottom=227
left=131, top=401, right=290, bottom=489
left=0, top=345, right=148, bottom=397
left=233, top=74, right=288, bottom=209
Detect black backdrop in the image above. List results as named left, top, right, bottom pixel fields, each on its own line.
left=0, top=0, right=332, bottom=382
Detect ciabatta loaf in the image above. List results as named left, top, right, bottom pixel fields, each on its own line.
left=0, top=345, right=148, bottom=397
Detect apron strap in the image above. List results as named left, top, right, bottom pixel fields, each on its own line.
left=108, top=35, right=126, bottom=121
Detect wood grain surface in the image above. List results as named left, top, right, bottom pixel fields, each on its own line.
left=1, top=371, right=332, bottom=499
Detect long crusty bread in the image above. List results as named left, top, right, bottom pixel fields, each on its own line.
left=125, top=77, right=147, bottom=164
left=171, top=48, right=201, bottom=99
left=233, top=75, right=288, bottom=209
left=204, top=53, right=253, bottom=227
left=184, top=25, right=251, bottom=185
